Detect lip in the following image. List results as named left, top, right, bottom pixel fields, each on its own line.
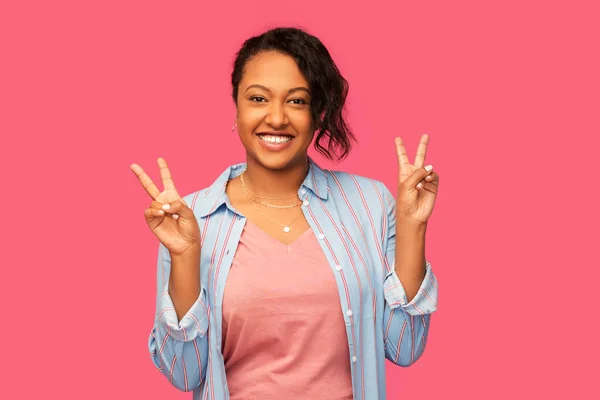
left=256, top=132, right=295, bottom=152
left=256, top=131, right=295, bottom=137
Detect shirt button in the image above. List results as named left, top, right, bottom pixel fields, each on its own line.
left=318, top=233, right=325, bottom=240
left=352, top=356, right=357, bottom=363
left=303, top=200, right=309, bottom=207
left=335, top=265, right=342, bottom=271
left=346, top=309, right=353, bottom=316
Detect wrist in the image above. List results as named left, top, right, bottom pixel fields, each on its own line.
left=170, top=242, right=201, bottom=259
left=397, top=217, right=428, bottom=232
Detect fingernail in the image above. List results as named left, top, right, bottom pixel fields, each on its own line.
left=162, top=204, right=171, bottom=210
left=417, top=182, right=423, bottom=189
left=173, top=214, right=179, bottom=220
left=425, top=165, right=433, bottom=172
left=158, top=210, right=164, bottom=215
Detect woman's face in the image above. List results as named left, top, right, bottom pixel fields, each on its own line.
left=236, top=51, right=314, bottom=171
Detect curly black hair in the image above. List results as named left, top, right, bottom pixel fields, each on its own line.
left=231, top=27, right=356, bottom=161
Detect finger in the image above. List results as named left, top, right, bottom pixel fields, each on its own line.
left=150, top=200, right=166, bottom=210
left=395, top=137, right=410, bottom=178
left=160, top=198, right=190, bottom=220
left=418, top=172, right=439, bottom=191
left=413, top=134, right=429, bottom=169
left=150, top=199, right=188, bottom=210
left=144, top=207, right=165, bottom=220
left=407, top=165, right=434, bottom=188
left=157, top=157, right=177, bottom=192
left=424, top=171, right=438, bottom=185
left=159, top=198, right=186, bottom=212
left=160, top=204, right=179, bottom=220
left=417, top=180, right=438, bottom=194
left=130, top=163, right=161, bottom=200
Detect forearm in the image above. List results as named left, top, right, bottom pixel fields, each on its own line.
left=394, top=219, right=427, bottom=303
left=168, top=244, right=201, bottom=321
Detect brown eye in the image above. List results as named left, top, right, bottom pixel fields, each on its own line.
left=289, top=99, right=307, bottom=105
left=250, top=96, right=266, bottom=102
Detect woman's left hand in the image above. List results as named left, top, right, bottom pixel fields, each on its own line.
left=395, top=134, right=439, bottom=225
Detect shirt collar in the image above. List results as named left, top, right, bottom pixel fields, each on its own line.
left=196, top=156, right=328, bottom=217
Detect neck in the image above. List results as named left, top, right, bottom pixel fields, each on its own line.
left=242, top=156, right=309, bottom=199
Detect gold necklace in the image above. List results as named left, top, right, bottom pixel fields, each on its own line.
left=241, top=181, right=304, bottom=233
left=241, top=180, right=302, bottom=209
left=239, top=170, right=299, bottom=200
left=247, top=193, right=302, bottom=209
left=252, top=202, right=304, bottom=233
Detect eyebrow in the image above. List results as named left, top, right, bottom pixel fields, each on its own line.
left=245, top=84, right=311, bottom=95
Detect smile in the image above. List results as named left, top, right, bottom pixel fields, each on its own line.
left=258, top=134, right=293, bottom=144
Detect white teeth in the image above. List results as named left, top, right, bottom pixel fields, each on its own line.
left=259, top=135, right=292, bottom=144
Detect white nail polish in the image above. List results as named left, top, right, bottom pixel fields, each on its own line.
left=417, top=182, right=423, bottom=189
left=162, top=204, right=170, bottom=210
left=425, top=165, right=433, bottom=172
left=173, top=214, right=179, bottom=220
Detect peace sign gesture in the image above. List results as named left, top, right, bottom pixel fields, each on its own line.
left=395, top=134, right=440, bottom=225
left=130, top=157, right=200, bottom=255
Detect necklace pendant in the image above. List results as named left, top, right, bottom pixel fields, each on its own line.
left=283, top=226, right=291, bottom=233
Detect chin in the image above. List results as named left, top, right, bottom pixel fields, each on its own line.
left=254, top=152, right=297, bottom=171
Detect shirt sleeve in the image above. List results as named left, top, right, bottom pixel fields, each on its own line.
left=148, top=242, right=210, bottom=392
left=379, top=182, right=439, bottom=366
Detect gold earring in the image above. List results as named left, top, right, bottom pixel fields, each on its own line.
left=232, top=121, right=237, bottom=132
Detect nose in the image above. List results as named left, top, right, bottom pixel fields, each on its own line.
left=265, top=103, right=289, bottom=128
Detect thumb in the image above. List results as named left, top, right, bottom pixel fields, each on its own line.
left=406, top=165, right=434, bottom=188
left=161, top=198, right=192, bottom=220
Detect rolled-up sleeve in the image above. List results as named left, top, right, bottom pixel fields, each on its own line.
left=148, top=243, right=209, bottom=392
left=383, top=262, right=438, bottom=315
left=379, top=182, right=439, bottom=366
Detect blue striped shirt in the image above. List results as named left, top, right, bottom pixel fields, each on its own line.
left=148, top=157, right=439, bottom=399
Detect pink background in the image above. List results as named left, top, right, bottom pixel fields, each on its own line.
left=2, top=0, right=599, bottom=398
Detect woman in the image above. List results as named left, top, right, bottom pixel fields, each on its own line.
left=130, top=27, right=439, bottom=400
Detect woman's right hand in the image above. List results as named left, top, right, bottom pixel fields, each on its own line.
left=130, top=157, right=201, bottom=255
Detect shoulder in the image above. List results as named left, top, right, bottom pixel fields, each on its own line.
left=324, top=169, right=393, bottom=200
left=322, top=169, right=396, bottom=213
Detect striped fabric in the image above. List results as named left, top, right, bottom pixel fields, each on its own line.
left=148, top=157, right=439, bottom=399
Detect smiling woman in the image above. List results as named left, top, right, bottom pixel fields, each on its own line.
left=231, top=28, right=355, bottom=168
left=235, top=51, right=315, bottom=172
left=133, top=26, right=440, bottom=400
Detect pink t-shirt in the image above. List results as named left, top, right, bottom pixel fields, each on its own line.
left=221, top=221, right=353, bottom=399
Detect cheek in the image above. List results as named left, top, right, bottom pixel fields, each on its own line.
left=291, top=111, right=313, bottom=131
left=238, top=109, right=264, bottom=129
